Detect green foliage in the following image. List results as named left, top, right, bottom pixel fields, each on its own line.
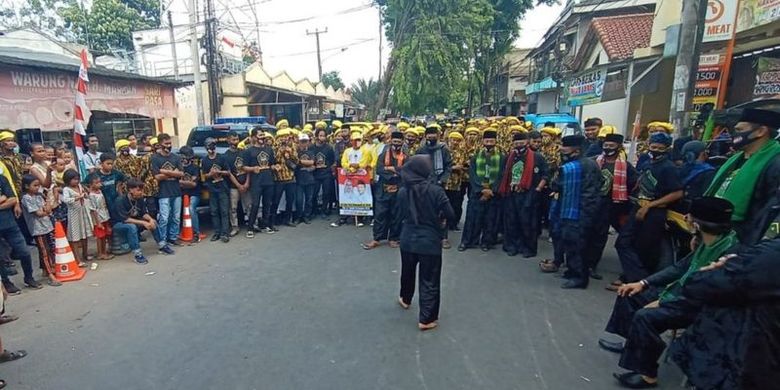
left=0, top=0, right=67, bottom=35
left=350, top=78, right=380, bottom=118
left=379, top=0, right=554, bottom=114
left=321, top=71, right=345, bottom=91
left=58, top=0, right=160, bottom=52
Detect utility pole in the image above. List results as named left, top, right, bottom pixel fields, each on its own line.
left=669, top=0, right=708, bottom=136
left=248, top=0, right=263, bottom=65
left=167, top=10, right=180, bottom=80
left=188, top=0, right=205, bottom=126
left=204, top=0, right=220, bottom=122
left=306, top=28, right=328, bottom=81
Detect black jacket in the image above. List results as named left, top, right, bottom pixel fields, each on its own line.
left=398, top=184, right=455, bottom=256
left=415, top=142, right=453, bottom=185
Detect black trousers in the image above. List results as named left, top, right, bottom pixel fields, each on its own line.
left=445, top=189, right=465, bottom=229
left=273, top=182, right=297, bottom=225
left=460, top=194, right=500, bottom=248
left=313, top=175, right=334, bottom=215
left=209, top=190, right=230, bottom=237
left=502, top=191, right=540, bottom=257
left=248, top=185, right=274, bottom=230
left=584, top=200, right=630, bottom=271
left=373, top=192, right=401, bottom=241
left=561, top=219, right=588, bottom=286
left=605, top=288, right=659, bottom=339
left=295, top=183, right=316, bottom=221
left=616, top=206, right=668, bottom=282
left=399, top=250, right=442, bottom=325
left=619, top=299, right=699, bottom=378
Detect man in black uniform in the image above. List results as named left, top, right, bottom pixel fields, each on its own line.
left=242, top=129, right=276, bottom=237
left=498, top=132, right=548, bottom=258
left=201, top=138, right=230, bottom=242
left=311, top=128, right=336, bottom=217
left=363, top=131, right=406, bottom=250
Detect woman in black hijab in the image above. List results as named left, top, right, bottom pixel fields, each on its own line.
left=397, top=155, right=456, bottom=330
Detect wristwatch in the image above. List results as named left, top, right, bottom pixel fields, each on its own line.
left=639, top=279, right=649, bottom=288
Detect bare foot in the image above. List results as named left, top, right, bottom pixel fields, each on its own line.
left=418, top=322, right=438, bottom=331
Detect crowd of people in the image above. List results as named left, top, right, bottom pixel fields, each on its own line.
left=0, top=108, right=779, bottom=388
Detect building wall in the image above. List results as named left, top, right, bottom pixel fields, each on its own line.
left=536, top=91, right=558, bottom=113
left=581, top=98, right=627, bottom=130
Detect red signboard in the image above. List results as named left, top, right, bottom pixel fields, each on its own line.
left=0, top=65, right=177, bottom=131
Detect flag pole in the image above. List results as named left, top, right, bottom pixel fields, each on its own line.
left=73, top=49, right=91, bottom=179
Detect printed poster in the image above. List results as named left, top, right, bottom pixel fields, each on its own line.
left=337, top=168, right=374, bottom=216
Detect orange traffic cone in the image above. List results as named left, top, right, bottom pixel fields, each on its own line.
left=53, top=221, right=86, bottom=282
left=181, top=195, right=194, bottom=242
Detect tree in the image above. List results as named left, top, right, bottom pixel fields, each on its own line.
left=321, top=71, right=345, bottom=91
left=58, top=0, right=161, bottom=53
left=376, top=0, right=553, bottom=114
left=0, top=0, right=68, bottom=36
left=351, top=78, right=380, bottom=118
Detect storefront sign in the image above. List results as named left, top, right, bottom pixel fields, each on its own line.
left=0, top=65, right=177, bottom=131
left=753, top=57, right=780, bottom=97
left=737, top=0, right=780, bottom=32
left=693, top=54, right=724, bottom=112
left=565, top=67, right=606, bottom=106
left=703, top=0, right=739, bottom=43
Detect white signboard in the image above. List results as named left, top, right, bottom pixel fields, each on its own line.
left=703, top=0, right=739, bottom=43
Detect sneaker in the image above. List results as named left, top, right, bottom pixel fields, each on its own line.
left=357, top=222, right=365, bottom=227
left=221, top=236, right=230, bottom=243
left=211, top=234, right=221, bottom=242
left=262, top=227, right=275, bottom=234
left=134, top=254, right=149, bottom=264
left=158, top=245, right=175, bottom=255
left=2, top=281, right=21, bottom=296
left=330, top=221, right=342, bottom=227
left=192, top=235, right=201, bottom=243
left=168, top=240, right=184, bottom=247
left=303, top=218, right=312, bottom=225
left=246, top=230, right=255, bottom=239
left=24, top=278, right=43, bottom=289
left=229, top=228, right=239, bottom=237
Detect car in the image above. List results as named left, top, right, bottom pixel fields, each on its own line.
left=524, top=113, right=582, bottom=136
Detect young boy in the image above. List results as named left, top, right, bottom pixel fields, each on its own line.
left=96, top=152, right=126, bottom=217
left=110, top=179, right=169, bottom=264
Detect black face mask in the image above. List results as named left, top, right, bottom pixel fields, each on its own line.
left=427, top=139, right=437, bottom=147
left=732, top=128, right=759, bottom=150
left=648, top=150, right=666, bottom=161
left=163, top=145, right=172, bottom=153
left=392, top=144, right=402, bottom=151
left=207, top=146, right=216, bottom=153
left=120, top=149, right=130, bottom=156
left=603, top=148, right=618, bottom=157
left=485, top=144, right=496, bottom=151
left=560, top=152, right=577, bottom=162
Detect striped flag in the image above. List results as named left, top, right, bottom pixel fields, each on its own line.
left=73, top=49, right=91, bottom=179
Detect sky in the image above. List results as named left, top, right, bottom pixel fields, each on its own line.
left=150, top=0, right=566, bottom=88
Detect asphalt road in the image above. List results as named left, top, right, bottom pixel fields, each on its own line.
left=0, top=216, right=684, bottom=389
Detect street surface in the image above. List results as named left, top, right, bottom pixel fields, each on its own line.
left=0, top=217, right=684, bottom=389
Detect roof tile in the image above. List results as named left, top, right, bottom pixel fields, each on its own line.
left=591, top=13, right=654, bottom=61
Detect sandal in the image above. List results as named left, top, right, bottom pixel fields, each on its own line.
left=0, top=315, right=18, bottom=326
left=47, top=278, right=62, bottom=287
left=77, top=261, right=88, bottom=268
left=99, top=254, right=115, bottom=260
left=0, top=350, right=27, bottom=364
left=361, top=241, right=381, bottom=250
left=539, top=259, right=559, bottom=273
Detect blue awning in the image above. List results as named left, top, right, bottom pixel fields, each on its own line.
left=526, top=77, right=558, bottom=94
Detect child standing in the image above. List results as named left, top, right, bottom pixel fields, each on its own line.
left=86, top=174, right=114, bottom=260
left=20, top=175, right=61, bottom=287
left=61, top=169, right=91, bottom=267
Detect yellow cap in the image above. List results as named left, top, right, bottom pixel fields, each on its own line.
left=276, top=119, right=289, bottom=129
left=598, top=125, right=617, bottom=138
left=509, top=124, right=527, bottom=133
left=541, top=127, right=561, bottom=137
left=647, top=121, right=674, bottom=133
left=263, top=132, right=273, bottom=139
left=315, top=121, right=327, bottom=129
left=277, top=129, right=291, bottom=137
left=426, top=123, right=442, bottom=132
left=149, top=137, right=159, bottom=146
left=350, top=131, right=363, bottom=141
left=447, top=132, right=464, bottom=140
left=303, top=123, right=313, bottom=131
left=397, top=122, right=410, bottom=130
left=465, top=127, right=480, bottom=135
left=115, top=139, right=131, bottom=150
left=413, top=126, right=425, bottom=136
left=0, top=131, right=15, bottom=142
left=332, top=120, right=343, bottom=129
left=505, top=116, right=521, bottom=125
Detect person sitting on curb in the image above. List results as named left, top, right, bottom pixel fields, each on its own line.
left=110, top=178, right=170, bottom=264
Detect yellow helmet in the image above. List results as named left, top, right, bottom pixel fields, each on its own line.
left=276, top=128, right=291, bottom=137
left=303, top=123, right=313, bottom=131
left=465, top=127, right=480, bottom=135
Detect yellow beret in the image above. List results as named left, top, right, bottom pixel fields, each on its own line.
left=315, top=121, right=327, bottom=129
left=426, top=123, right=442, bottom=131
left=263, top=132, right=273, bottom=139
left=505, top=116, right=521, bottom=125
left=303, top=123, right=313, bottom=131
left=509, top=124, right=526, bottom=133
left=276, top=129, right=291, bottom=137
left=276, top=119, right=289, bottom=129
left=447, top=132, right=464, bottom=140
left=115, top=139, right=131, bottom=150
left=598, top=125, right=617, bottom=138
left=350, top=131, right=363, bottom=141
left=149, top=137, right=159, bottom=146
left=465, top=127, right=480, bottom=135
left=0, top=131, right=15, bottom=142
left=397, top=122, right=410, bottom=130
left=647, top=121, right=674, bottom=133
left=541, top=127, right=561, bottom=137
left=404, top=127, right=417, bottom=135
left=332, top=120, right=343, bottom=129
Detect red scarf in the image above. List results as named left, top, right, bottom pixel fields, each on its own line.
left=596, top=154, right=629, bottom=202
left=384, top=147, right=405, bottom=168
left=499, top=148, right=535, bottom=195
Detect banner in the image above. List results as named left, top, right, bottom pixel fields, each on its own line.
left=753, top=57, right=780, bottom=97
left=0, top=65, right=177, bottom=131
left=565, top=67, right=606, bottom=107
left=737, top=0, right=780, bottom=32
left=692, top=53, right=724, bottom=112
left=703, top=0, right=739, bottom=43
left=337, top=168, right=373, bottom=216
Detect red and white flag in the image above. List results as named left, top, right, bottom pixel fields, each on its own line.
left=73, top=49, right=90, bottom=178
